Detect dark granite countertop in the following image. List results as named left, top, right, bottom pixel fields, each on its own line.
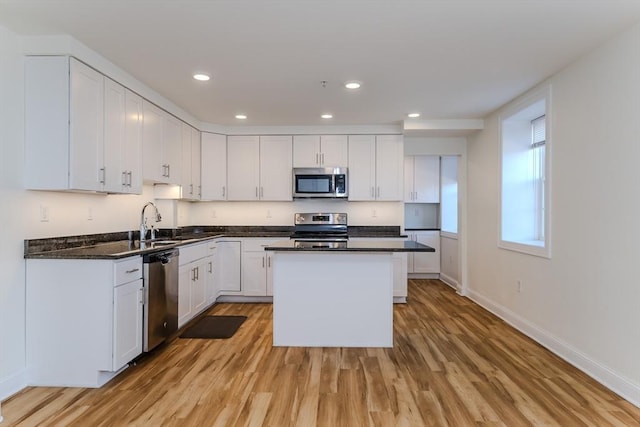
left=264, top=239, right=434, bottom=252
left=25, top=226, right=408, bottom=259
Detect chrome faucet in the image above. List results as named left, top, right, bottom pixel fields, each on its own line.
left=140, top=202, right=162, bottom=242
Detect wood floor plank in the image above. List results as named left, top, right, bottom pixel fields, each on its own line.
left=3, top=279, right=638, bottom=426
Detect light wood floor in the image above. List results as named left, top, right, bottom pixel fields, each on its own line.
left=3, top=279, right=639, bottom=426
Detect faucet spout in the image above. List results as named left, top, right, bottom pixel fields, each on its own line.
left=140, top=202, right=162, bottom=242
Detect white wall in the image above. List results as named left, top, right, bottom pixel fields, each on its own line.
left=467, top=22, right=640, bottom=405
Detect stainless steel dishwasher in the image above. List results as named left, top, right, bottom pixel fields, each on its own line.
left=143, top=248, right=179, bottom=352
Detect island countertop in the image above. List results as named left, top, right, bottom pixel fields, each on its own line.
left=265, top=239, right=435, bottom=252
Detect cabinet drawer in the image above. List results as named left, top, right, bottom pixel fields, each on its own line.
left=242, top=238, right=281, bottom=252
left=114, top=257, right=142, bottom=285
left=179, top=242, right=208, bottom=265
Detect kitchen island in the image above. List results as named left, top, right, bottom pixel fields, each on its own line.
left=265, top=240, right=434, bottom=348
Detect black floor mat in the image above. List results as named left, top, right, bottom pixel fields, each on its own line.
left=179, top=315, right=247, bottom=339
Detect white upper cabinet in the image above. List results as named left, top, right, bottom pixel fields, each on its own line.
left=201, top=133, right=227, bottom=200
left=348, top=135, right=403, bottom=201
left=227, top=135, right=292, bottom=201
left=25, top=56, right=105, bottom=191
left=102, top=77, right=124, bottom=193
left=293, top=135, right=347, bottom=167
left=227, top=136, right=260, bottom=200
left=405, top=155, right=440, bottom=203
left=25, top=56, right=142, bottom=194
left=142, top=101, right=182, bottom=184
left=260, top=135, right=293, bottom=201
left=347, top=135, right=376, bottom=200
left=181, top=123, right=201, bottom=200
left=375, top=135, right=404, bottom=201
left=123, top=90, right=143, bottom=194
left=104, top=80, right=143, bottom=194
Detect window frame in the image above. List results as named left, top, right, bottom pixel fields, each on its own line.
left=498, top=85, right=552, bottom=258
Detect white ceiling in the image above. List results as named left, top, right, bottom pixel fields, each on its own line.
left=2, top=0, right=640, bottom=127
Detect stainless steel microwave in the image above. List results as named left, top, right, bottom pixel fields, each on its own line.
left=292, top=167, right=348, bottom=199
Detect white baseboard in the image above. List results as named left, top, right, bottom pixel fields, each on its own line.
left=0, top=368, right=27, bottom=402
left=467, top=289, right=640, bottom=408
left=439, top=272, right=459, bottom=291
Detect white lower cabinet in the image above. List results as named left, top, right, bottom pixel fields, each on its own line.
left=205, top=242, right=218, bottom=305
left=113, top=278, right=144, bottom=370
left=26, top=256, right=143, bottom=387
left=178, top=242, right=210, bottom=328
left=407, top=230, right=440, bottom=273
left=216, top=240, right=242, bottom=294
left=241, top=238, right=279, bottom=296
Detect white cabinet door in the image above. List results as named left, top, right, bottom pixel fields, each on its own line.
left=201, top=133, right=227, bottom=200
left=142, top=101, right=164, bottom=182
left=405, top=156, right=440, bottom=203
left=103, top=77, right=126, bottom=193
left=205, top=243, right=218, bottom=304
left=216, top=241, right=242, bottom=293
left=191, top=127, right=202, bottom=199
left=320, top=135, right=348, bottom=167
left=180, top=123, right=201, bottom=200
left=293, top=135, right=347, bottom=167
left=293, top=135, right=320, bottom=167
left=191, top=260, right=207, bottom=315
left=412, top=231, right=440, bottom=273
left=349, top=135, right=402, bottom=201
left=348, top=135, right=376, bottom=201
left=242, top=251, right=267, bottom=296
left=178, top=264, right=193, bottom=328
left=375, top=135, right=403, bottom=201
left=113, top=279, right=143, bottom=370
left=124, top=90, right=143, bottom=194
left=162, top=114, right=182, bottom=184
left=227, top=136, right=260, bottom=200
left=260, top=135, right=292, bottom=201
left=70, top=58, right=104, bottom=191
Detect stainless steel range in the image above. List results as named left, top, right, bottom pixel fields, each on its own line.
left=290, top=212, right=348, bottom=241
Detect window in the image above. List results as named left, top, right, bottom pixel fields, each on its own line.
left=499, top=86, right=551, bottom=258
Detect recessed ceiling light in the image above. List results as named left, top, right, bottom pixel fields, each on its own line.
left=235, top=114, right=247, bottom=120
left=344, top=81, right=361, bottom=89
left=407, top=113, right=421, bottom=118
left=193, top=73, right=210, bottom=81
left=321, top=114, right=333, bottom=119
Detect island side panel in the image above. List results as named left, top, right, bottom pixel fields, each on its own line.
left=272, top=252, right=393, bottom=347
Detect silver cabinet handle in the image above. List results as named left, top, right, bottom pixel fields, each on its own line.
left=371, top=187, right=374, bottom=198
left=139, top=288, right=144, bottom=304
left=126, top=268, right=140, bottom=274
left=267, top=256, right=271, bottom=268
left=167, top=164, right=170, bottom=178
left=255, top=187, right=258, bottom=198
left=122, top=171, right=127, bottom=186
left=127, top=171, right=132, bottom=187
left=208, top=261, right=213, bottom=273
left=222, top=186, right=226, bottom=197
left=262, top=257, right=265, bottom=268
left=99, top=167, right=106, bottom=184
left=198, top=185, right=201, bottom=197
left=315, top=153, right=319, bottom=165
left=190, top=184, right=193, bottom=196
left=321, top=153, right=325, bottom=165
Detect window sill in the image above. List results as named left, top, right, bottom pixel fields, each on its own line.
left=498, top=239, right=550, bottom=259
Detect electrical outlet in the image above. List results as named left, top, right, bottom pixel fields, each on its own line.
left=266, top=209, right=272, bottom=218
left=211, top=209, right=217, bottom=218
left=87, top=207, right=93, bottom=221
left=372, top=209, right=377, bottom=218
left=39, top=205, right=49, bottom=222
